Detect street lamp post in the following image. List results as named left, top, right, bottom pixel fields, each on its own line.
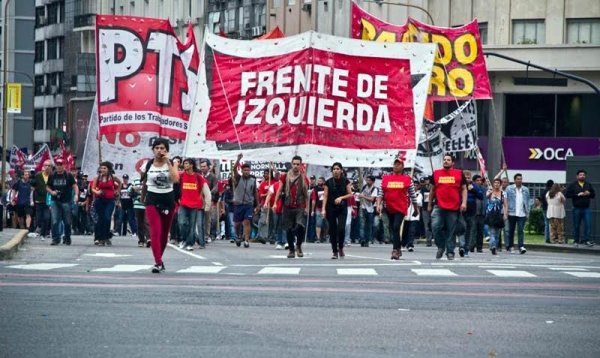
left=1, top=0, right=12, bottom=198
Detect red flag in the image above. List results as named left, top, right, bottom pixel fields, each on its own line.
left=27, top=144, right=53, bottom=172
left=9, top=145, right=26, bottom=169
left=58, top=140, right=75, bottom=171
left=423, top=98, right=434, bottom=122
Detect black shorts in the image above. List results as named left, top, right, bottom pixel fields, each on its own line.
left=16, top=204, right=33, bottom=218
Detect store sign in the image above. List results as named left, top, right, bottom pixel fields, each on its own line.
left=503, top=137, right=600, bottom=170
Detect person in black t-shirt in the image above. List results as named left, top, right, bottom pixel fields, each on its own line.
left=46, top=159, right=78, bottom=245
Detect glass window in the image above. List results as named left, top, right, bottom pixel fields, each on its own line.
left=479, top=22, right=488, bottom=45
left=238, top=7, right=244, bottom=32
left=35, top=6, right=45, bottom=27
left=34, top=110, right=44, bottom=130
left=46, top=108, right=57, bottom=129
left=34, top=41, right=44, bottom=62
left=47, top=38, right=58, bottom=59
left=34, top=75, right=44, bottom=95
left=47, top=2, right=59, bottom=25
left=512, top=20, right=545, bottom=44
left=505, top=95, right=554, bottom=136
left=228, top=8, right=236, bottom=32
left=566, top=18, right=600, bottom=44
left=556, top=94, right=600, bottom=137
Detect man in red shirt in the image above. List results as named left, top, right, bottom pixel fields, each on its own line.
left=377, top=159, right=419, bottom=260
left=274, top=156, right=309, bottom=258
left=427, top=154, right=467, bottom=260
left=178, top=159, right=210, bottom=250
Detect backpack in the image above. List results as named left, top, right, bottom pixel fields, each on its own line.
left=484, top=192, right=505, bottom=228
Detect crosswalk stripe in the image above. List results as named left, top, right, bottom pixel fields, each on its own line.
left=6, top=263, right=78, bottom=270
left=258, top=267, right=300, bottom=275
left=487, top=270, right=537, bottom=278
left=411, top=269, right=457, bottom=276
left=93, top=265, right=152, bottom=272
left=337, top=268, right=378, bottom=276
left=177, top=266, right=226, bottom=274
left=548, top=267, right=588, bottom=271
left=564, top=272, right=600, bottom=278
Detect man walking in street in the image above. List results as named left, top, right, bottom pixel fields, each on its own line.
left=46, top=159, right=79, bottom=245
left=565, top=169, right=595, bottom=247
left=428, top=154, right=467, bottom=260
left=505, top=173, right=530, bottom=254
left=232, top=154, right=259, bottom=248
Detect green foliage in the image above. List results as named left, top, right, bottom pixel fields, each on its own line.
left=526, top=208, right=545, bottom=234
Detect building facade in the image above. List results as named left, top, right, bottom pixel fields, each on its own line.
left=1, top=0, right=35, bottom=151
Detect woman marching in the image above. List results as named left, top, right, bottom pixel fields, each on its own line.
left=485, top=178, right=508, bottom=255
left=322, top=162, right=353, bottom=259
left=142, top=138, right=180, bottom=273
left=91, top=161, right=121, bottom=246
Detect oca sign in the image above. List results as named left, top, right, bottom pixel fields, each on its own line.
left=529, top=147, right=574, bottom=161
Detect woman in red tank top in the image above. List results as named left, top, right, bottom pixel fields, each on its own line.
left=91, top=161, right=121, bottom=246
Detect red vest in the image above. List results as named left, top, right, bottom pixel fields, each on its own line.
left=433, top=168, right=463, bottom=211
left=381, top=174, right=412, bottom=215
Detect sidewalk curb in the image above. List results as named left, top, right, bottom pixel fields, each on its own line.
left=0, top=230, right=29, bottom=260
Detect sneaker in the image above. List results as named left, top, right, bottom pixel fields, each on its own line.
left=390, top=249, right=401, bottom=260
left=491, top=247, right=497, bottom=255
left=585, top=241, right=595, bottom=247
left=151, top=264, right=165, bottom=274
left=331, top=252, right=338, bottom=259
left=146, top=240, right=151, bottom=248
left=207, top=237, right=213, bottom=243
left=138, top=241, right=145, bottom=247
left=63, top=239, right=71, bottom=246
left=296, top=246, right=304, bottom=258
left=459, top=248, right=465, bottom=257
left=178, top=242, right=185, bottom=249
left=230, top=239, right=235, bottom=243
left=447, top=253, right=455, bottom=260
left=284, top=243, right=289, bottom=250
left=185, top=245, right=194, bottom=251
left=243, top=241, right=250, bottom=248
left=484, top=236, right=490, bottom=242
left=50, top=240, right=60, bottom=246
left=169, top=239, right=177, bottom=245
left=199, top=244, right=206, bottom=249
left=287, top=249, right=295, bottom=258
left=94, top=240, right=100, bottom=246
left=235, top=239, right=242, bottom=247
left=131, top=233, right=137, bottom=238
left=407, top=246, right=414, bottom=252
left=436, top=248, right=444, bottom=259
left=27, top=232, right=38, bottom=238
left=275, top=244, right=283, bottom=250
left=519, top=246, right=527, bottom=254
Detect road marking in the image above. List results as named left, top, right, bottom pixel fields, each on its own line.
left=345, top=254, right=397, bottom=262
left=94, top=265, right=152, bottom=272
left=564, top=272, right=600, bottom=278
left=258, top=267, right=301, bottom=275
left=84, top=253, right=132, bottom=258
left=268, top=255, right=291, bottom=259
left=167, top=243, right=206, bottom=260
left=337, top=268, right=378, bottom=276
left=479, top=266, right=517, bottom=269
left=212, top=262, right=224, bottom=266
left=177, top=266, right=226, bottom=274
left=487, top=270, right=537, bottom=278
left=6, top=263, right=78, bottom=270
left=548, top=267, right=588, bottom=271
left=412, top=269, right=457, bottom=276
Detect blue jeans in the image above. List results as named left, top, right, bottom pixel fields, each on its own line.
left=227, top=211, right=237, bottom=242
left=507, top=216, right=526, bottom=249
left=120, top=203, right=138, bottom=235
left=572, top=207, right=591, bottom=244
left=51, top=201, right=73, bottom=242
left=94, top=198, right=115, bottom=241
left=360, top=209, right=375, bottom=243
left=273, top=212, right=285, bottom=245
left=543, top=214, right=550, bottom=242
left=179, top=206, right=203, bottom=247
left=431, top=207, right=458, bottom=254
left=489, top=227, right=501, bottom=249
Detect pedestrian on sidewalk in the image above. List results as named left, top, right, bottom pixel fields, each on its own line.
left=546, top=183, right=566, bottom=244
left=565, top=169, right=595, bottom=247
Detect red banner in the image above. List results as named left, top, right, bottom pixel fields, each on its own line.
left=206, top=49, right=415, bottom=149
left=95, top=16, right=198, bottom=138
left=351, top=2, right=492, bottom=101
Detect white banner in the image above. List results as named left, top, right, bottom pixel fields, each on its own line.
left=441, top=100, right=478, bottom=152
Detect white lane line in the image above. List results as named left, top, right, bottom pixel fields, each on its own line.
left=345, top=254, right=398, bottom=262
left=412, top=269, right=457, bottom=276
left=268, top=255, right=291, bottom=259
left=479, top=266, right=517, bottom=269
left=167, top=243, right=207, bottom=260
left=177, top=266, right=226, bottom=274
left=564, top=272, right=600, bottom=278
left=258, top=267, right=301, bottom=275
left=548, top=267, right=588, bottom=271
left=212, top=262, right=224, bottom=266
left=7, top=263, right=79, bottom=270
left=487, top=270, right=537, bottom=278
left=231, top=261, right=421, bottom=268
left=337, top=268, right=378, bottom=276
left=94, top=265, right=152, bottom=272
left=84, top=253, right=132, bottom=258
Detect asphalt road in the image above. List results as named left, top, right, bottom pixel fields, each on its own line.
left=1, top=235, right=599, bottom=358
